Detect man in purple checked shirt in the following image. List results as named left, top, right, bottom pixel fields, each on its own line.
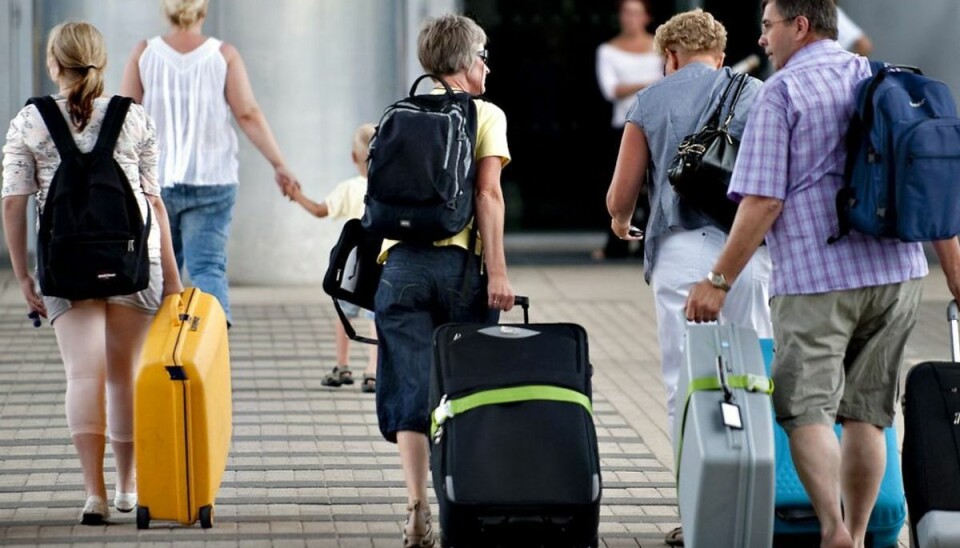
left=684, top=0, right=960, bottom=547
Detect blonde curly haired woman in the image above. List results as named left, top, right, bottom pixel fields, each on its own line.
left=605, top=10, right=773, bottom=545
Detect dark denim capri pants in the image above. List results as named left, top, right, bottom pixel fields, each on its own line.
left=374, top=244, right=498, bottom=442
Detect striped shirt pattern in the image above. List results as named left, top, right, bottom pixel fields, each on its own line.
left=728, top=40, right=927, bottom=296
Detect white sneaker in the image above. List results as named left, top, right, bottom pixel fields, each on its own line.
left=80, top=495, right=109, bottom=525
left=113, top=491, right=137, bottom=513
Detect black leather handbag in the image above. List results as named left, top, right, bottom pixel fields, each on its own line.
left=667, top=72, right=750, bottom=231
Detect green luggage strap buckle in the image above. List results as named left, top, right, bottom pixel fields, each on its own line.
left=674, top=373, right=774, bottom=481
left=430, top=384, right=593, bottom=445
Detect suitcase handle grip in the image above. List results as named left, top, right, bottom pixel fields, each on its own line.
left=949, top=300, right=959, bottom=361
left=164, top=292, right=188, bottom=326
left=514, top=296, right=530, bottom=324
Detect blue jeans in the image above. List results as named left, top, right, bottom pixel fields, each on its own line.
left=374, top=245, right=497, bottom=442
left=161, top=184, right=237, bottom=322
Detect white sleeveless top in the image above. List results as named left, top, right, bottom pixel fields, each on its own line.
left=596, top=43, right=663, bottom=128
left=139, top=36, right=239, bottom=187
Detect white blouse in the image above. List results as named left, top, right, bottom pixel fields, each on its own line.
left=139, top=36, right=239, bottom=188
left=1, top=96, right=161, bottom=254
left=596, top=43, right=664, bottom=128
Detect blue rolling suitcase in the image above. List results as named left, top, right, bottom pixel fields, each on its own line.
left=760, top=339, right=906, bottom=548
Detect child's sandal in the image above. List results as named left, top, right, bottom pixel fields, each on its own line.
left=322, top=366, right=353, bottom=387
left=360, top=375, right=376, bottom=393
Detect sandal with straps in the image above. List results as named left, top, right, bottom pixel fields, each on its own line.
left=665, top=525, right=684, bottom=546
left=321, top=366, right=353, bottom=387
left=360, top=374, right=376, bottom=393
left=402, top=499, right=436, bottom=548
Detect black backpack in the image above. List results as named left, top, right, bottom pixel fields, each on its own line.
left=27, top=95, right=151, bottom=300
left=361, top=75, right=478, bottom=243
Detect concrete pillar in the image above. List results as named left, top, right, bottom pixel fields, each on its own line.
left=0, top=0, right=35, bottom=262
left=842, top=0, right=960, bottom=104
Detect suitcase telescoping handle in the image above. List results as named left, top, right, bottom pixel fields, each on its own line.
left=949, top=300, right=959, bottom=361
left=514, top=296, right=530, bottom=324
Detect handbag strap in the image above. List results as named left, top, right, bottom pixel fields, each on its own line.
left=704, top=72, right=742, bottom=129
left=719, top=73, right=751, bottom=131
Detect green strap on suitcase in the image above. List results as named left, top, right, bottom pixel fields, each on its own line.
left=675, top=373, right=775, bottom=481
left=430, top=385, right=593, bottom=442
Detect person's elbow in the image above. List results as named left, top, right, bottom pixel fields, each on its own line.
left=2, top=195, right=29, bottom=222
left=233, top=104, right=264, bottom=128
left=740, top=195, right=784, bottom=219
left=476, top=185, right=504, bottom=209
left=853, top=36, right=874, bottom=57
left=144, top=193, right=165, bottom=214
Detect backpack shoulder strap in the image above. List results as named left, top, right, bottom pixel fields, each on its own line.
left=409, top=74, right=456, bottom=97
left=828, top=60, right=890, bottom=245
left=25, top=96, right=81, bottom=158
left=94, top=96, right=132, bottom=155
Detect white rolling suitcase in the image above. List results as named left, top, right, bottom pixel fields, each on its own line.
left=675, top=324, right=775, bottom=548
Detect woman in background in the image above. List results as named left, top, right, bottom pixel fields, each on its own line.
left=594, top=0, right=663, bottom=260
left=120, top=0, right=299, bottom=325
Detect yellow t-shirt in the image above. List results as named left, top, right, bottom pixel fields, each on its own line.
left=378, top=94, right=511, bottom=263
left=325, top=175, right=367, bottom=220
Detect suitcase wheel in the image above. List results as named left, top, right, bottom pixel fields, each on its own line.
left=136, top=506, right=150, bottom=529
left=199, top=505, right=214, bottom=529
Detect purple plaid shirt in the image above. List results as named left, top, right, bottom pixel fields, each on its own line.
left=729, top=40, right=927, bottom=296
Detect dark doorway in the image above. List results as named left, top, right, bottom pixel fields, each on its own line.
left=463, top=1, right=671, bottom=231
left=463, top=1, right=763, bottom=231
left=703, top=0, right=765, bottom=73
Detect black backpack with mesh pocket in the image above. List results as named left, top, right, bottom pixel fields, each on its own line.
left=27, top=95, right=151, bottom=300
left=362, top=75, right=478, bottom=243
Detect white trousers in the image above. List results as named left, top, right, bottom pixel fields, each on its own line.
left=650, top=226, right=773, bottom=436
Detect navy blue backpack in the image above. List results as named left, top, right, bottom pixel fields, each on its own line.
left=831, top=62, right=960, bottom=243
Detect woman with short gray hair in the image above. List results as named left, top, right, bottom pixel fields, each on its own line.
left=373, top=13, right=514, bottom=548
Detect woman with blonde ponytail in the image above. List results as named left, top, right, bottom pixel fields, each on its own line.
left=121, top=0, right=301, bottom=325
left=2, top=21, right=182, bottom=524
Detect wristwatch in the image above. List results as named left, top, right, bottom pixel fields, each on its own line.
left=706, top=271, right=731, bottom=292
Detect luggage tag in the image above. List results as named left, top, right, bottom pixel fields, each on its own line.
left=716, top=353, right=743, bottom=430
left=720, top=400, right=744, bottom=430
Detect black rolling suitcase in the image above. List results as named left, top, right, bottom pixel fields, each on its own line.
left=902, top=300, right=960, bottom=547
left=429, top=297, right=601, bottom=548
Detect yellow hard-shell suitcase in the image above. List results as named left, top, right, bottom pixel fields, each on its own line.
left=134, top=288, right=232, bottom=529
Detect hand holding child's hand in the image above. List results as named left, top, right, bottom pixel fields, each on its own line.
left=285, top=182, right=302, bottom=201
left=275, top=165, right=300, bottom=198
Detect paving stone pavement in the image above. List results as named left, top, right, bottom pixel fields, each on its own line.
left=0, top=261, right=952, bottom=547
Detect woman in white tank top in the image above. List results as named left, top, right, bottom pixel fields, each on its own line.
left=119, top=0, right=300, bottom=324
left=594, top=0, right=663, bottom=261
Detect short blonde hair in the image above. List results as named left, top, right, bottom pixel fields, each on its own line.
left=352, top=123, right=376, bottom=163
left=654, top=9, right=727, bottom=57
left=47, top=22, right=106, bottom=132
left=163, top=0, right=208, bottom=28
left=417, top=14, right=487, bottom=76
